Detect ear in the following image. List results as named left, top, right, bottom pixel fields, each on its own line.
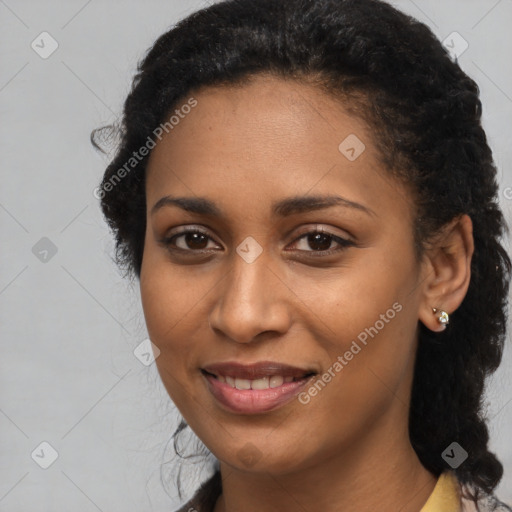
left=418, top=214, right=474, bottom=332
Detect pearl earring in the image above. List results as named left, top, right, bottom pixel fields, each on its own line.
left=432, top=308, right=449, bottom=328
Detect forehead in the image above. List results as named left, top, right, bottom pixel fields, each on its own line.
left=145, top=74, right=413, bottom=222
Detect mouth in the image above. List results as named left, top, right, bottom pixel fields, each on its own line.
left=200, top=370, right=315, bottom=390
left=201, top=361, right=317, bottom=414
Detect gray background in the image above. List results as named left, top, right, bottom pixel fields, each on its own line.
left=1, top=1, right=511, bottom=510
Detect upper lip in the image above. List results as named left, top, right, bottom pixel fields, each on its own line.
left=202, top=361, right=316, bottom=380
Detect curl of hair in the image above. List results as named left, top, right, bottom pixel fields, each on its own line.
left=93, top=0, right=511, bottom=508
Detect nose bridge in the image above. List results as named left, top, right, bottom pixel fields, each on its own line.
left=208, top=248, right=290, bottom=343
left=228, top=257, right=266, bottom=309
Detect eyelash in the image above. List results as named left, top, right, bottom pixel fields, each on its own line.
left=160, top=226, right=354, bottom=258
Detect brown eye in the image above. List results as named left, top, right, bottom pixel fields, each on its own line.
left=162, top=228, right=221, bottom=252
left=290, top=228, right=354, bottom=255
left=305, top=232, right=334, bottom=251
left=181, top=232, right=209, bottom=250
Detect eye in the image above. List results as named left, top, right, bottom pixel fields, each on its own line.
left=288, top=227, right=354, bottom=255
left=161, top=227, right=221, bottom=252
left=160, top=225, right=354, bottom=258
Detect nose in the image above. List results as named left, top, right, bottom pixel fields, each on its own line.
left=208, top=252, right=292, bottom=344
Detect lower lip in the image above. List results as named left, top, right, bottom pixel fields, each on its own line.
left=202, top=372, right=314, bottom=414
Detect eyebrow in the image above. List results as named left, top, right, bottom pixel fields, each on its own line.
left=151, top=194, right=376, bottom=218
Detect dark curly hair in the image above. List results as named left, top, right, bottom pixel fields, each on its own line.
left=93, top=0, right=511, bottom=508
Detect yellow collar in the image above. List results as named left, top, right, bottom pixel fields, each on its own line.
left=420, top=471, right=461, bottom=512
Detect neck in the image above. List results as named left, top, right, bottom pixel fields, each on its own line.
left=213, top=416, right=437, bottom=512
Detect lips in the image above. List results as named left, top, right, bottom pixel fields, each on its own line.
left=201, top=361, right=317, bottom=414
left=202, top=361, right=315, bottom=380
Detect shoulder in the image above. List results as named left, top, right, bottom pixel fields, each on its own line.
left=420, top=470, right=510, bottom=512
left=173, top=469, right=512, bottom=512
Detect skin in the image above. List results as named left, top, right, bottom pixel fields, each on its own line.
left=140, top=74, right=474, bottom=512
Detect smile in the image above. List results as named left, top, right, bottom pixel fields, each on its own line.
left=211, top=374, right=296, bottom=389
left=201, top=361, right=317, bottom=414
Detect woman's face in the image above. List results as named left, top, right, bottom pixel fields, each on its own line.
left=140, top=75, right=428, bottom=474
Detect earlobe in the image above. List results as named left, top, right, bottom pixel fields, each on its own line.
left=432, top=308, right=449, bottom=330
left=418, top=215, right=474, bottom=333
left=420, top=306, right=450, bottom=333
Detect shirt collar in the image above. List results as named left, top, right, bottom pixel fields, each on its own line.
left=420, top=471, right=461, bottom=512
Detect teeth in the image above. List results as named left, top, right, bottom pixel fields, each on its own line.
left=235, top=378, right=251, bottom=390
left=251, top=377, right=270, bottom=390
left=269, top=375, right=284, bottom=388
left=217, top=374, right=299, bottom=389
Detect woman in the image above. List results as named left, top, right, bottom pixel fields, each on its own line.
left=94, top=0, right=511, bottom=510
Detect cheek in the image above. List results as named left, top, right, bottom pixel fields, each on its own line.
left=303, top=249, right=420, bottom=405
left=139, top=266, right=208, bottom=415
left=293, top=248, right=417, bottom=350
left=139, top=246, right=225, bottom=413
left=296, top=300, right=418, bottom=448
left=139, top=233, right=207, bottom=341
left=139, top=251, right=200, bottom=369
